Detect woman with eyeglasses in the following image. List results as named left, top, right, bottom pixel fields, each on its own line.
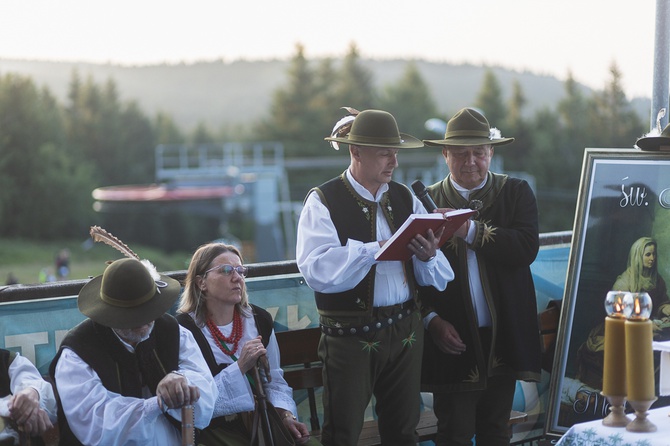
left=177, top=242, right=314, bottom=445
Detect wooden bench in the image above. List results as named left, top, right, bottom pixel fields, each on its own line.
left=276, top=327, right=527, bottom=446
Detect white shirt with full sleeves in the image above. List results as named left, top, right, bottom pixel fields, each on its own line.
left=194, top=311, right=298, bottom=418
left=54, top=325, right=217, bottom=446
left=296, top=170, right=453, bottom=305
left=0, top=352, right=58, bottom=444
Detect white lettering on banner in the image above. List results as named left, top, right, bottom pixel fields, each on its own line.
left=55, top=330, right=68, bottom=350
left=266, top=307, right=279, bottom=320
left=5, top=332, right=48, bottom=365
left=264, top=305, right=312, bottom=331
left=286, top=305, right=311, bottom=330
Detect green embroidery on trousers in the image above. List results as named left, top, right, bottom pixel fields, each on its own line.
left=360, top=339, right=381, bottom=353
left=402, top=330, right=417, bottom=348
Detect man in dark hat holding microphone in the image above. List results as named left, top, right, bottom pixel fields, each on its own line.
left=296, top=109, right=454, bottom=445
left=419, top=107, right=541, bottom=445
left=50, top=258, right=217, bottom=445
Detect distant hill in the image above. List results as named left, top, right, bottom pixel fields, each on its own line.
left=0, top=58, right=651, bottom=131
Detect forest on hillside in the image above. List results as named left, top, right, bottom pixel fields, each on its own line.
left=0, top=49, right=650, bottom=132
left=0, top=43, right=648, bottom=254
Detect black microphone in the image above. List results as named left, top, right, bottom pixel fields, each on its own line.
left=411, top=180, right=438, bottom=213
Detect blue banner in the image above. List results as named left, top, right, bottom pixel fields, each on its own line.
left=0, top=250, right=568, bottom=443
left=0, top=273, right=319, bottom=374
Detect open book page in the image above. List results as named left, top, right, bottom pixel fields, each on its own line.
left=375, top=208, right=476, bottom=261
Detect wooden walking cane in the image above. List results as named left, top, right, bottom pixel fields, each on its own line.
left=18, top=426, right=30, bottom=446
left=181, top=405, right=195, bottom=446
left=252, top=355, right=275, bottom=445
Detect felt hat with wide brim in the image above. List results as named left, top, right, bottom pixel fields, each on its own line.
left=423, top=107, right=514, bottom=147
left=635, top=123, right=670, bottom=151
left=78, top=258, right=181, bottom=329
left=324, top=109, right=424, bottom=149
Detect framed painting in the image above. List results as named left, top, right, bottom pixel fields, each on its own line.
left=545, top=148, right=670, bottom=436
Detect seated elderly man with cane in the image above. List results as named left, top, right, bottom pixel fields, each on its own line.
left=0, top=348, right=57, bottom=445
left=49, top=257, right=217, bottom=445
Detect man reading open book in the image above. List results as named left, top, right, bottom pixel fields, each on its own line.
left=296, top=108, right=454, bottom=446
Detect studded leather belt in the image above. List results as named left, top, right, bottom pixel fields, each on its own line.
left=320, top=300, right=416, bottom=337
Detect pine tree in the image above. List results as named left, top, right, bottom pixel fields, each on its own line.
left=474, top=69, right=506, bottom=127
left=190, top=122, right=216, bottom=144
left=588, top=62, right=644, bottom=149
left=255, top=43, right=325, bottom=156
left=0, top=73, right=95, bottom=238
left=333, top=43, right=375, bottom=111
left=65, top=73, right=156, bottom=186
left=377, top=61, right=439, bottom=139
left=154, top=112, right=184, bottom=145
left=557, top=72, right=590, bottom=169
left=502, top=80, right=531, bottom=172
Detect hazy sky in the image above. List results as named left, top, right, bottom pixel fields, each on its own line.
left=0, top=1, right=663, bottom=98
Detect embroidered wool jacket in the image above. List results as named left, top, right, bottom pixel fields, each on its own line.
left=420, top=172, right=542, bottom=392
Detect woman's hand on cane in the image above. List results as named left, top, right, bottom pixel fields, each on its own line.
left=237, top=336, right=266, bottom=374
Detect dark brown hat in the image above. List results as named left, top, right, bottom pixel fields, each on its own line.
left=325, top=109, right=424, bottom=149
left=78, top=258, right=180, bottom=329
left=635, top=123, right=670, bottom=151
left=423, top=107, right=514, bottom=147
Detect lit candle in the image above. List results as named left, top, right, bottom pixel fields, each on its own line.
left=602, top=291, right=628, bottom=396
left=624, top=292, right=655, bottom=401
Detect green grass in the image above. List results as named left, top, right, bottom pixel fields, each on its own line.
left=0, top=238, right=192, bottom=286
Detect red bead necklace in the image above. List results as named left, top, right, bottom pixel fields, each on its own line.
left=206, top=310, right=244, bottom=356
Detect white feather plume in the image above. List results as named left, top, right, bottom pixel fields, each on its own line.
left=656, top=108, right=667, bottom=133
left=328, top=107, right=360, bottom=150
left=330, top=115, right=356, bottom=138
left=140, top=259, right=161, bottom=281
left=489, top=127, right=503, bottom=140
left=641, top=128, right=662, bottom=139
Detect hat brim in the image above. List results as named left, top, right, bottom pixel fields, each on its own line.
left=423, top=136, right=515, bottom=147
left=324, top=132, right=425, bottom=149
left=635, top=136, right=670, bottom=151
left=78, top=273, right=181, bottom=329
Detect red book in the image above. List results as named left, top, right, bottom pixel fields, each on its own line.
left=374, top=208, right=476, bottom=261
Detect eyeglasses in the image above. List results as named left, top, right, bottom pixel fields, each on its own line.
left=204, top=264, right=248, bottom=277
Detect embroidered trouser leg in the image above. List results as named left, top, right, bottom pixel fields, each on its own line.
left=318, top=309, right=424, bottom=446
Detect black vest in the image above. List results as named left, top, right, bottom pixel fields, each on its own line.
left=176, top=305, right=274, bottom=431
left=176, top=304, right=274, bottom=377
left=49, top=314, right=181, bottom=446
left=309, top=173, right=416, bottom=318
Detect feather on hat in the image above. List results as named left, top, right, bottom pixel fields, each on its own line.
left=78, top=226, right=180, bottom=329
left=635, top=108, right=670, bottom=151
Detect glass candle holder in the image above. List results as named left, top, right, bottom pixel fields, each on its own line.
left=623, top=292, right=652, bottom=320
left=605, top=291, right=628, bottom=317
